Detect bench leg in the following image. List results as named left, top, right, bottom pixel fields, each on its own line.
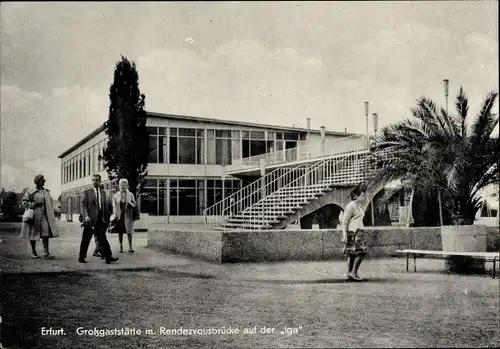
left=493, top=258, right=496, bottom=279
left=406, top=253, right=409, bottom=272
left=414, top=254, right=417, bottom=272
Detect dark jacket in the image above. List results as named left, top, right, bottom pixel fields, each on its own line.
left=81, top=187, right=112, bottom=227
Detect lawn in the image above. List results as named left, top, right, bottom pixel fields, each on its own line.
left=1, top=269, right=499, bottom=348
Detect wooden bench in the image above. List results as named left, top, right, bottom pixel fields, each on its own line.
left=395, top=249, right=499, bottom=279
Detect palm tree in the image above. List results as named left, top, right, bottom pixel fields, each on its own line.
left=369, top=87, right=498, bottom=226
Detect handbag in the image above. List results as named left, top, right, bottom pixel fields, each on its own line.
left=23, top=208, right=34, bottom=223
left=107, top=214, right=118, bottom=234
left=133, top=206, right=140, bottom=221
left=107, top=221, right=117, bottom=234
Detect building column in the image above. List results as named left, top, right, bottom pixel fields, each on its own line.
left=166, top=179, right=170, bottom=224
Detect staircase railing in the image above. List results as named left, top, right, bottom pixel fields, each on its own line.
left=239, top=141, right=308, bottom=166
left=204, top=135, right=372, bottom=229
left=203, top=164, right=309, bottom=229
left=244, top=150, right=370, bottom=219
left=236, top=134, right=368, bottom=167
left=232, top=151, right=370, bottom=230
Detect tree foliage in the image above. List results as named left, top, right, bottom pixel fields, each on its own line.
left=369, top=87, right=498, bottom=226
left=102, top=55, right=149, bottom=195
left=0, top=189, right=22, bottom=220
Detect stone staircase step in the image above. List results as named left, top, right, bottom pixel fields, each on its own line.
left=226, top=217, right=280, bottom=224
left=252, top=204, right=304, bottom=209
left=221, top=222, right=272, bottom=229
left=213, top=151, right=372, bottom=230
left=240, top=210, right=292, bottom=216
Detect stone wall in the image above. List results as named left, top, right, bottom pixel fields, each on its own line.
left=148, top=226, right=500, bottom=263
left=148, top=230, right=223, bottom=263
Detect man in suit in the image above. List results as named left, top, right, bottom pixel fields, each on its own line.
left=78, top=174, right=119, bottom=264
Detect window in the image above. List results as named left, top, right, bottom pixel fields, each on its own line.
left=97, top=143, right=102, bottom=172
left=215, top=130, right=232, bottom=165
left=169, top=128, right=204, bottom=164
left=169, top=132, right=178, bottom=164
left=169, top=179, right=205, bottom=215
left=131, top=176, right=242, bottom=216
left=88, top=149, right=93, bottom=176
left=207, top=130, right=216, bottom=164
left=83, top=152, right=87, bottom=177
left=207, top=180, right=223, bottom=209
left=92, top=145, right=98, bottom=173
left=226, top=179, right=242, bottom=197
left=216, top=138, right=231, bottom=165
left=100, top=140, right=106, bottom=171
left=148, top=128, right=166, bottom=164
left=149, top=136, right=158, bottom=163
left=74, top=155, right=78, bottom=180
left=86, top=149, right=91, bottom=176
left=144, top=179, right=157, bottom=187
left=79, top=154, right=83, bottom=179
left=141, top=188, right=158, bottom=216
left=250, top=131, right=265, bottom=139
left=196, top=129, right=205, bottom=165
left=241, top=130, right=267, bottom=158
left=206, top=179, right=241, bottom=209
left=284, top=132, right=299, bottom=140
left=158, top=188, right=167, bottom=216
left=179, top=137, right=196, bottom=164
left=159, top=136, right=166, bottom=163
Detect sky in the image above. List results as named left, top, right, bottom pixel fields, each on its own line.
left=1, top=1, right=498, bottom=197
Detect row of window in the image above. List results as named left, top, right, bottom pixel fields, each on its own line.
left=60, top=181, right=115, bottom=215
left=148, top=127, right=305, bottom=165
left=148, top=127, right=302, bottom=141
left=141, top=178, right=243, bottom=216
left=60, top=178, right=244, bottom=216
left=61, top=127, right=306, bottom=184
left=61, top=140, right=107, bottom=184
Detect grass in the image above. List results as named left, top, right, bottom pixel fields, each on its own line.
left=1, top=269, right=499, bottom=349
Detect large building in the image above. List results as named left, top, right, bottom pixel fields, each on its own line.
left=58, top=112, right=363, bottom=224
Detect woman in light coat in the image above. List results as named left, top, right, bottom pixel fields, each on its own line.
left=341, top=186, right=369, bottom=281
left=112, top=178, right=136, bottom=253
left=20, top=174, right=59, bottom=258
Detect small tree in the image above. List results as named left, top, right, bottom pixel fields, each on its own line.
left=0, top=191, right=20, bottom=220
left=369, top=87, right=498, bottom=226
left=102, top=55, right=149, bottom=199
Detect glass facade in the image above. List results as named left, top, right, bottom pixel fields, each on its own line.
left=139, top=178, right=242, bottom=216
left=143, top=127, right=303, bottom=166
left=60, top=124, right=302, bottom=217
left=63, top=127, right=302, bottom=181
left=60, top=181, right=115, bottom=215
left=61, top=139, right=106, bottom=184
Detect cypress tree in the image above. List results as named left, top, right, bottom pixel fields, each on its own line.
left=102, top=55, right=149, bottom=199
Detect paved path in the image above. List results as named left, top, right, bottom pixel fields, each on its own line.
left=0, top=222, right=497, bottom=283
left=0, top=222, right=201, bottom=274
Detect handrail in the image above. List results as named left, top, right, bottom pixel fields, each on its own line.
left=239, top=141, right=308, bottom=166
left=238, top=154, right=370, bottom=228
left=205, top=135, right=372, bottom=230
left=235, top=134, right=368, bottom=166
left=229, top=153, right=368, bottom=231
left=203, top=164, right=308, bottom=229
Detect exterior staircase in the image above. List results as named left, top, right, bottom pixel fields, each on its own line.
left=203, top=137, right=373, bottom=230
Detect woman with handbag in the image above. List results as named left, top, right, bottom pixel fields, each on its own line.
left=20, top=174, right=59, bottom=259
left=112, top=178, right=138, bottom=253
left=341, top=186, right=369, bottom=281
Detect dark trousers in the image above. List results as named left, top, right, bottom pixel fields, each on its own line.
left=79, top=218, right=112, bottom=259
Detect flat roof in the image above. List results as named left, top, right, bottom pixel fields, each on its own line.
left=58, top=111, right=359, bottom=159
